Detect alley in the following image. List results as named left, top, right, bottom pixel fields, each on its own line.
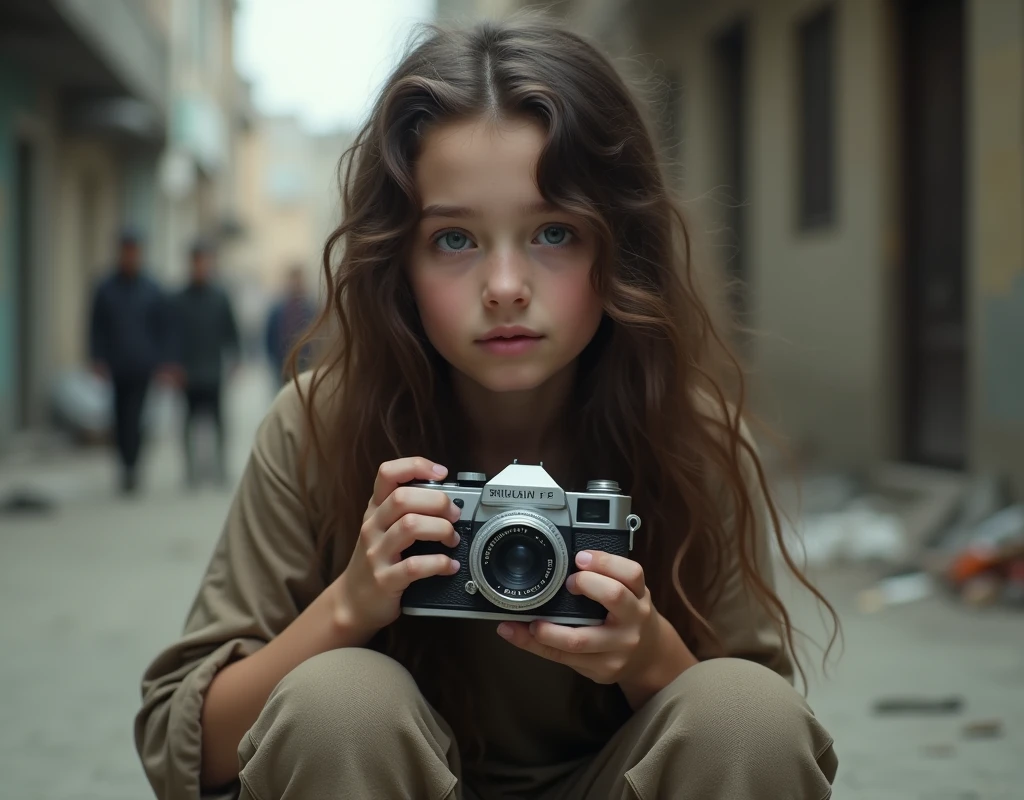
left=1, top=367, right=1022, bottom=800
left=0, top=366, right=276, bottom=800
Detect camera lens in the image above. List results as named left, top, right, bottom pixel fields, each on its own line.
left=490, top=531, right=548, bottom=589
left=468, top=511, right=568, bottom=611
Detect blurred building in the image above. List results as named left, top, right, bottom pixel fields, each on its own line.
left=441, top=0, right=1024, bottom=495
left=227, top=111, right=352, bottom=338
left=0, top=0, right=246, bottom=451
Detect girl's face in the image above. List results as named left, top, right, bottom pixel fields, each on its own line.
left=408, top=115, right=603, bottom=395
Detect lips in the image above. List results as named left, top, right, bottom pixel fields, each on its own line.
left=478, top=326, right=543, bottom=342
left=483, top=334, right=540, bottom=342
left=476, top=326, right=544, bottom=356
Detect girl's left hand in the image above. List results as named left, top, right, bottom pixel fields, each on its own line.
left=496, top=550, right=698, bottom=708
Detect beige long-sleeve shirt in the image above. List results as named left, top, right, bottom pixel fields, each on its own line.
left=134, top=377, right=792, bottom=800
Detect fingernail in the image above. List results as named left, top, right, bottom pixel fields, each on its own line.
left=576, top=551, right=593, bottom=567
left=432, top=464, right=447, bottom=477
left=566, top=574, right=577, bottom=592
left=528, top=621, right=538, bottom=635
left=497, top=623, right=513, bottom=639
left=451, top=502, right=462, bottom=518
left=450, top=559, right=461, bottom=572
left=452, top=531, right=461, bottom=546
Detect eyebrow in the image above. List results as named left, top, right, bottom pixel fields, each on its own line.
left=420, top=200, right=560, bottom=219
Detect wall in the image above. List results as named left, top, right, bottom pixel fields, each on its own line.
left=642, top=0, right=899, bottom=467
left=52, top=140, right=121, bottom=369
left=0, top=60, right=39, bottom=443
left=968, top=0, right=1024, bottom=491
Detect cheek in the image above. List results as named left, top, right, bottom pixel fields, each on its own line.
left=410, top=272, right=466, bottom=345
left=550, top=269, right=603, bottom=338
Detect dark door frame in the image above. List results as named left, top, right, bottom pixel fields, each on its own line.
left=896, top=0, right=969, bottom=469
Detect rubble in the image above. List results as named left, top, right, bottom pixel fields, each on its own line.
left=962, top=719, right=1005, bottom=740
left=771, top=463, right=1024, bottom=612
left=873, top=695, right=964, bottom=715
left=857, top=571, right=934, bottom=613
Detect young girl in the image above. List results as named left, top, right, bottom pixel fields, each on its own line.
left=135, top=17, right=838, bottom=800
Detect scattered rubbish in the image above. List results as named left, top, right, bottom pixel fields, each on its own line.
left=962, top=718, right=1004, bottom=740
left=0, top=489, right=57, bottom=516
left=773, top=462, right=1024, bottom=613
left=873, top=695, right=964, bottom=715
left=937, top=503, right=1024, bottom=610
left=857, top=571, right=934, bottom=613
left=946, top=505, right=1024, bottom=584
left=777, top=498, right=910, bottom=568
left=1002, top=560, right=1024, bottom=607
left=960, top=574, right=1004, bottom=609
left=50, top=368, right=111, bottom=441
left=925, top=473, right=1012, bottom=553
left=868, top=462, right=968, bottom=551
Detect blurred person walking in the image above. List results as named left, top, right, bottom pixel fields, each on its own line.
left=88, top=229, right=176, bottom=495
left=264, top=265, right=316, bottom=386
left=172, top=240, right=241, bottom=488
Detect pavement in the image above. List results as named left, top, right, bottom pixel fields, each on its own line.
left=1, top=365, right=1022, bottom=800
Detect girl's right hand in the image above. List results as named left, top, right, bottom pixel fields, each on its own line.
left=334, top=457, right=462, bottom=640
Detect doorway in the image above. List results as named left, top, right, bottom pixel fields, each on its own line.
left=899, top=0, right=967, bottom=469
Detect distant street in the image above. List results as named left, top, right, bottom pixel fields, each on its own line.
left=1, top=366, right=1022, bottom=800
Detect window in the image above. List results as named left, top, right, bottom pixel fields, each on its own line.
left=797, top=4, right=836, bottom=229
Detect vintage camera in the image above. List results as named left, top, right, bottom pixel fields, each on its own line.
left=400, top=461, right=641, bottom=626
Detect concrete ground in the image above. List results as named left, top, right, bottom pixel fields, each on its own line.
left=1, top=365, right=1021, bottom=799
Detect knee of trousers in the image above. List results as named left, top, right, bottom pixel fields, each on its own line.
left=243, top=647, right=448, bottom=764
left=238, top=649, right=458, bottom=799
left=642, top=658, right=835, bottom=775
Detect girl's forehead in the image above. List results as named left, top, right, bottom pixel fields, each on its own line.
left=416, top=116, right=548, bottom=212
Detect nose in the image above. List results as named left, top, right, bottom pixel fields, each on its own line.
left=481, top=247, right=531, bottom=309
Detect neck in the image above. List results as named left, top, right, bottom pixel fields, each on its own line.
left=454, top=363, right=577, bottom=480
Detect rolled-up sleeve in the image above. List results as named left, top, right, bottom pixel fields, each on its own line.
left=134, top=376, right=326, bottom=799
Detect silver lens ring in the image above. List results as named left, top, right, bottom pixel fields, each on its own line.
left=468, top=510, right=568, bottom=611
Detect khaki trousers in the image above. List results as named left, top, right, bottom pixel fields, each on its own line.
left=237, top=648, right=837, bottom=800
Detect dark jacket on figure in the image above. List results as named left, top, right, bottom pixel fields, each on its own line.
left=89, top=271, right=172, bottom=379
left=172, top=282, right=240, bottom=389
left=265, top=294, right=316, bottom=377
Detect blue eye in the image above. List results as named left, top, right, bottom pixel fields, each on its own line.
left=435, top=230, right=473, bottom=252
left=536, top=225, right=572, bottom=246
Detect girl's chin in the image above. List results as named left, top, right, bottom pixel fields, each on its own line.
left=457, top=366, right=556, bottom=396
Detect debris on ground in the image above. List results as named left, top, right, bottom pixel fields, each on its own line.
left=772, top=463, right=1024, bottom=613
left=773, top=490, right=910, bottom=568
left=0, top=489, right=57, bottom=516
left=960, top=573, right=1005, bottom=608
left=962, top=719, right=1005, bottom=740
left=857, top=571, right=934, bottom=613
left=873, top=696, right=965, bottom=715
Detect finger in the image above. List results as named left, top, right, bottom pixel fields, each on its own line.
left=371, top=457, right=448, bottom=507
left=378, top=553, right=460, bottom=593
left=375, top=484, right=461, bottom=531
left=566, top=570, right=643, bottom=621
left=379, top=513, right=460, bottom=557
left=496, top=622, right=577, bottom=667
left=526, top=619, right=622, bottom=655
left=575, top=551, right=645, bottom=598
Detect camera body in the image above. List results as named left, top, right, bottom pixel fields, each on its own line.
left=400, top=461, right=641, bottom=626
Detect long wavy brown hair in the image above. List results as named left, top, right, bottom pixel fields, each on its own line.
left=290, top=14, right=838, bottom=757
